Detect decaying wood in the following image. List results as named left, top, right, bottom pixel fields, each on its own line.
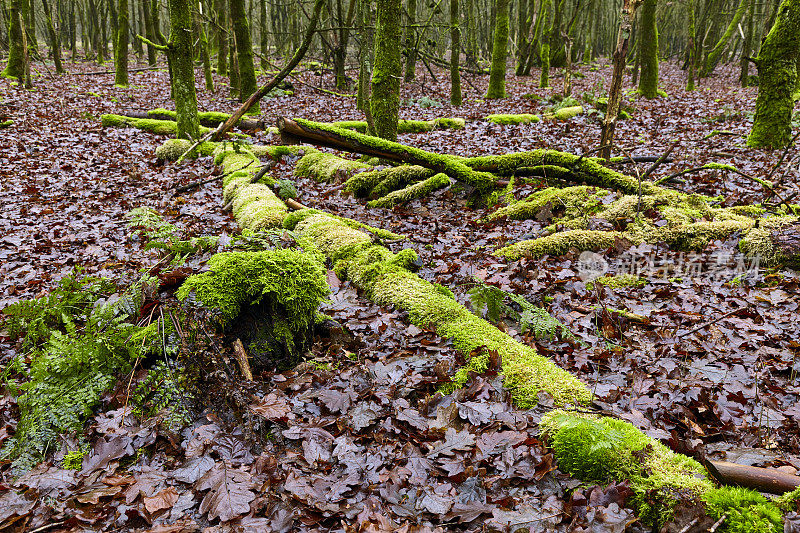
left=233, top=338, right=254, bottom=380
left=706, top=460, right=800, bottom=495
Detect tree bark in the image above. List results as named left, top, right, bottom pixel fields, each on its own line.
left=486, top=0, right=509, bottom=97
left=114, top=0, right=129, bottom=86
left=637, top=0, right=659, bottom=97
left=42, top=0, right=65, bottom=74
left=1, top=0, right=28, bottom=82
left=370, top=0, right=402, bottom=140
left=168, top=0, right=200, bottom=139
left=747, top=0, right=800, bottom=149
left=450, top=0, right=461, bottom=106
left=230, top=0, right=258, bottom=111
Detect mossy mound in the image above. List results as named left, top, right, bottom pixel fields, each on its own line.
left=0, top=119, right=12, bottom=129
left=294, top=151, right=371, bottom=183
left=547, top=105, right=584, bottom=120
left=702, top=487, right=782, bottom=533
left=485, top=113, right=541, bottom=125
left=155, top=139, right=219, bottom=161
left=586, top=274, right=647, bottom=291
left=541, top=410, right=714, bottom=527
left=177, top=250, right=329, bottom=370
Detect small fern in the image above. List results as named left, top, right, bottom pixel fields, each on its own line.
left=1, top=272, right=159, bottom=474
left=468, top=278, right=574, bottom=341
left=133, top=359, right=192, bottom=432
left=127, top=207, right=218, bottom=265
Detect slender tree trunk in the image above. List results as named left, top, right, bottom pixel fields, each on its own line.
left=637, top=0, right=658, bottom=97
left=370, top=0, right=401, bottom=140
left=702, top=0, right=749, bottom=76
left=739, top=0, right=754, bottom=86
left=600, top=0, right=639, bottom=159
left=538, top=0, right=551, bottom=87
left=357, top=0, right=373, bottom=115
left=195, top=1, right=214, bottom=91
left=228, top=19, right=239, bottom=96
left=259, top=0, right=267, bottom=68
left=230, top=0, right=258, bottom=111
left=403, top=0, right=417, bottom=82
left=142, top=0, right=156, bottom=65
left=450, top=0, right=461, bottom=105
left=168, top=0, right=199, bottom=139
left=486, top=0, right=509, bottom=97
left=114, top=0, right=128, bottom=85
left=747, top=0, right=800, bottom=149
left=686, top=0, right=696, bottom=90
left=2, top=0, right=28, bottom=80
left=42, top=0, right=65, bottom=73
left=214, top=0, right=227, bottom=75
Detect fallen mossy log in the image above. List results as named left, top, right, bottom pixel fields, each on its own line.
left=155, top=138, right=307, bottom=162
left=0, top=119, right=12, bottom=129
left=333, top=117, right=465, bottom=133
left=120, top=108, right=265, bottom=130
left=344, top=165, right=435, bottom=197
left=368, top=173, right=452, bottom=208
left=286, top=211, right=592, bottom=407
left=294, top=151, right=371, bottom=183
left=541, top=410, right=787, bottom=530
left=490, top=182, right=800, bottom=265
left=485, top=114, right=541, bottom=125
left=101, top=114, right=213, bottom=136
left=278, top=117, right=496, bottom=192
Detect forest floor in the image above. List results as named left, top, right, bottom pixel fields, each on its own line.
left=1, top=57, right=799, bottom=532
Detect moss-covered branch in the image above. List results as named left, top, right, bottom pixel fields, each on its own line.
left=368, top=173, right=451, bottom=208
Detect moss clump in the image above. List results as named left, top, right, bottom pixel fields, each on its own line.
left=345, top=165, right=435, bottom=197
left=155, top=139, right=219, bottom=161
left=231, top=184, right=287, bottom=231
left=0, top=120, right=12, bottom=129
left=485, top=113, right=541, bottom=125
left=495, top=230, right=621, bottom=260
left=540, top=410, right=713, bottom=528
left=62, top=449, right=85, bottom=470
left=294, top=151, right=371, bottom=183
left=586, top=274, right=646, bottom=291
left=488, top=186, right=601, bottom=221
left=549, top=105, right=584, bottom=120
left=702, top=487, right=782, bottom=533
left=368, top=173, right=451, bottom=208
left=177, top=250, right=329, bottom=327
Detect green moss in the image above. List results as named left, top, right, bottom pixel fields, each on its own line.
left=250, top=144, right=310, bottom=160
left=155, top=139, right=218, bottom=161
left=294, top=213, right=374, bottom=260
left=345, top=165, right=434, bottom=197
left=489, top=186, right=598, bottom=221
left=702, top=487, right=782, bottom=533
left=231, top=184, right=287, bottom=230
left=586, top=274, right=646, bottom=291
left=775, top=485, right=800, bottom=512
left=368, top=173, right=451, bottom=208
left=495, top=230, right=621, bottom=260
left=176, top=249, right=329, bottom=327
left=0, top=120, right=12, bottom=129
left=432, top=117, right=466, bottom=129
left=549, top=105, right=584, bottom=120
left=100, top=114, right=211, bottom=136
left=294, top=151, right=371, bottom=182
left=541, top=410, right=713, bottom=528
left=333, top=117, right=466, bottom=134
left=62, top=449, right=85, bottom=470
left=485, top=113, right=541, bottom=125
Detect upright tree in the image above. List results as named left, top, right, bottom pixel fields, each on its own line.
left=370, top=0, right=401, bottom=140
left=1, top=0, right=28, bottom=81
left=230, top=0, right=258, bottom=112
left=539, top=0, right=552, bottom=88
left=486, top=0, right=509, bottom=98
left=450, top=0, right=461, bottom=105
left=702, top=0, right=749, bottom=77
left=115, top=0, right=129, bottom=86
left=637, top=0, right=659, bottom=97
left=168, top=0, right=200, bottom=139
left=747, top=0, right=800, bottom=148
left=403, top=0, right=417, bottom=82
left=42, top=0, right=64, bottom=74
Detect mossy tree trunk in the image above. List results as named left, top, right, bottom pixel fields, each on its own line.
left=230, top=0, right=259, bottom=113
left=637, top=0, right=659, bottom=97
left=450, top=0, right=461, bottom=105
left=538, top=0, right=552, bottom=88
left=194, top=1, right=214, bottom=92
left=486, top=0, right=509, bottom=98
left=357, top=0, right=374, bottom=128
left=167, top=0, right=200, bottom=139
left=114, top=0, right=129, bottom=86
left=747, top=0, right=800, bottom=149
left=702, top=0, right=749, bottom=77
left=514, top=0, right=531, bottom=75
left=2, top=0, right=28, bottom=81
left=42, top=0, right=64, bottom=74
left=142, top=0, right=157, bottom=66
left=370, top=0, right=401, bottom=141
left=403, top=0, right=417, bottom=82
